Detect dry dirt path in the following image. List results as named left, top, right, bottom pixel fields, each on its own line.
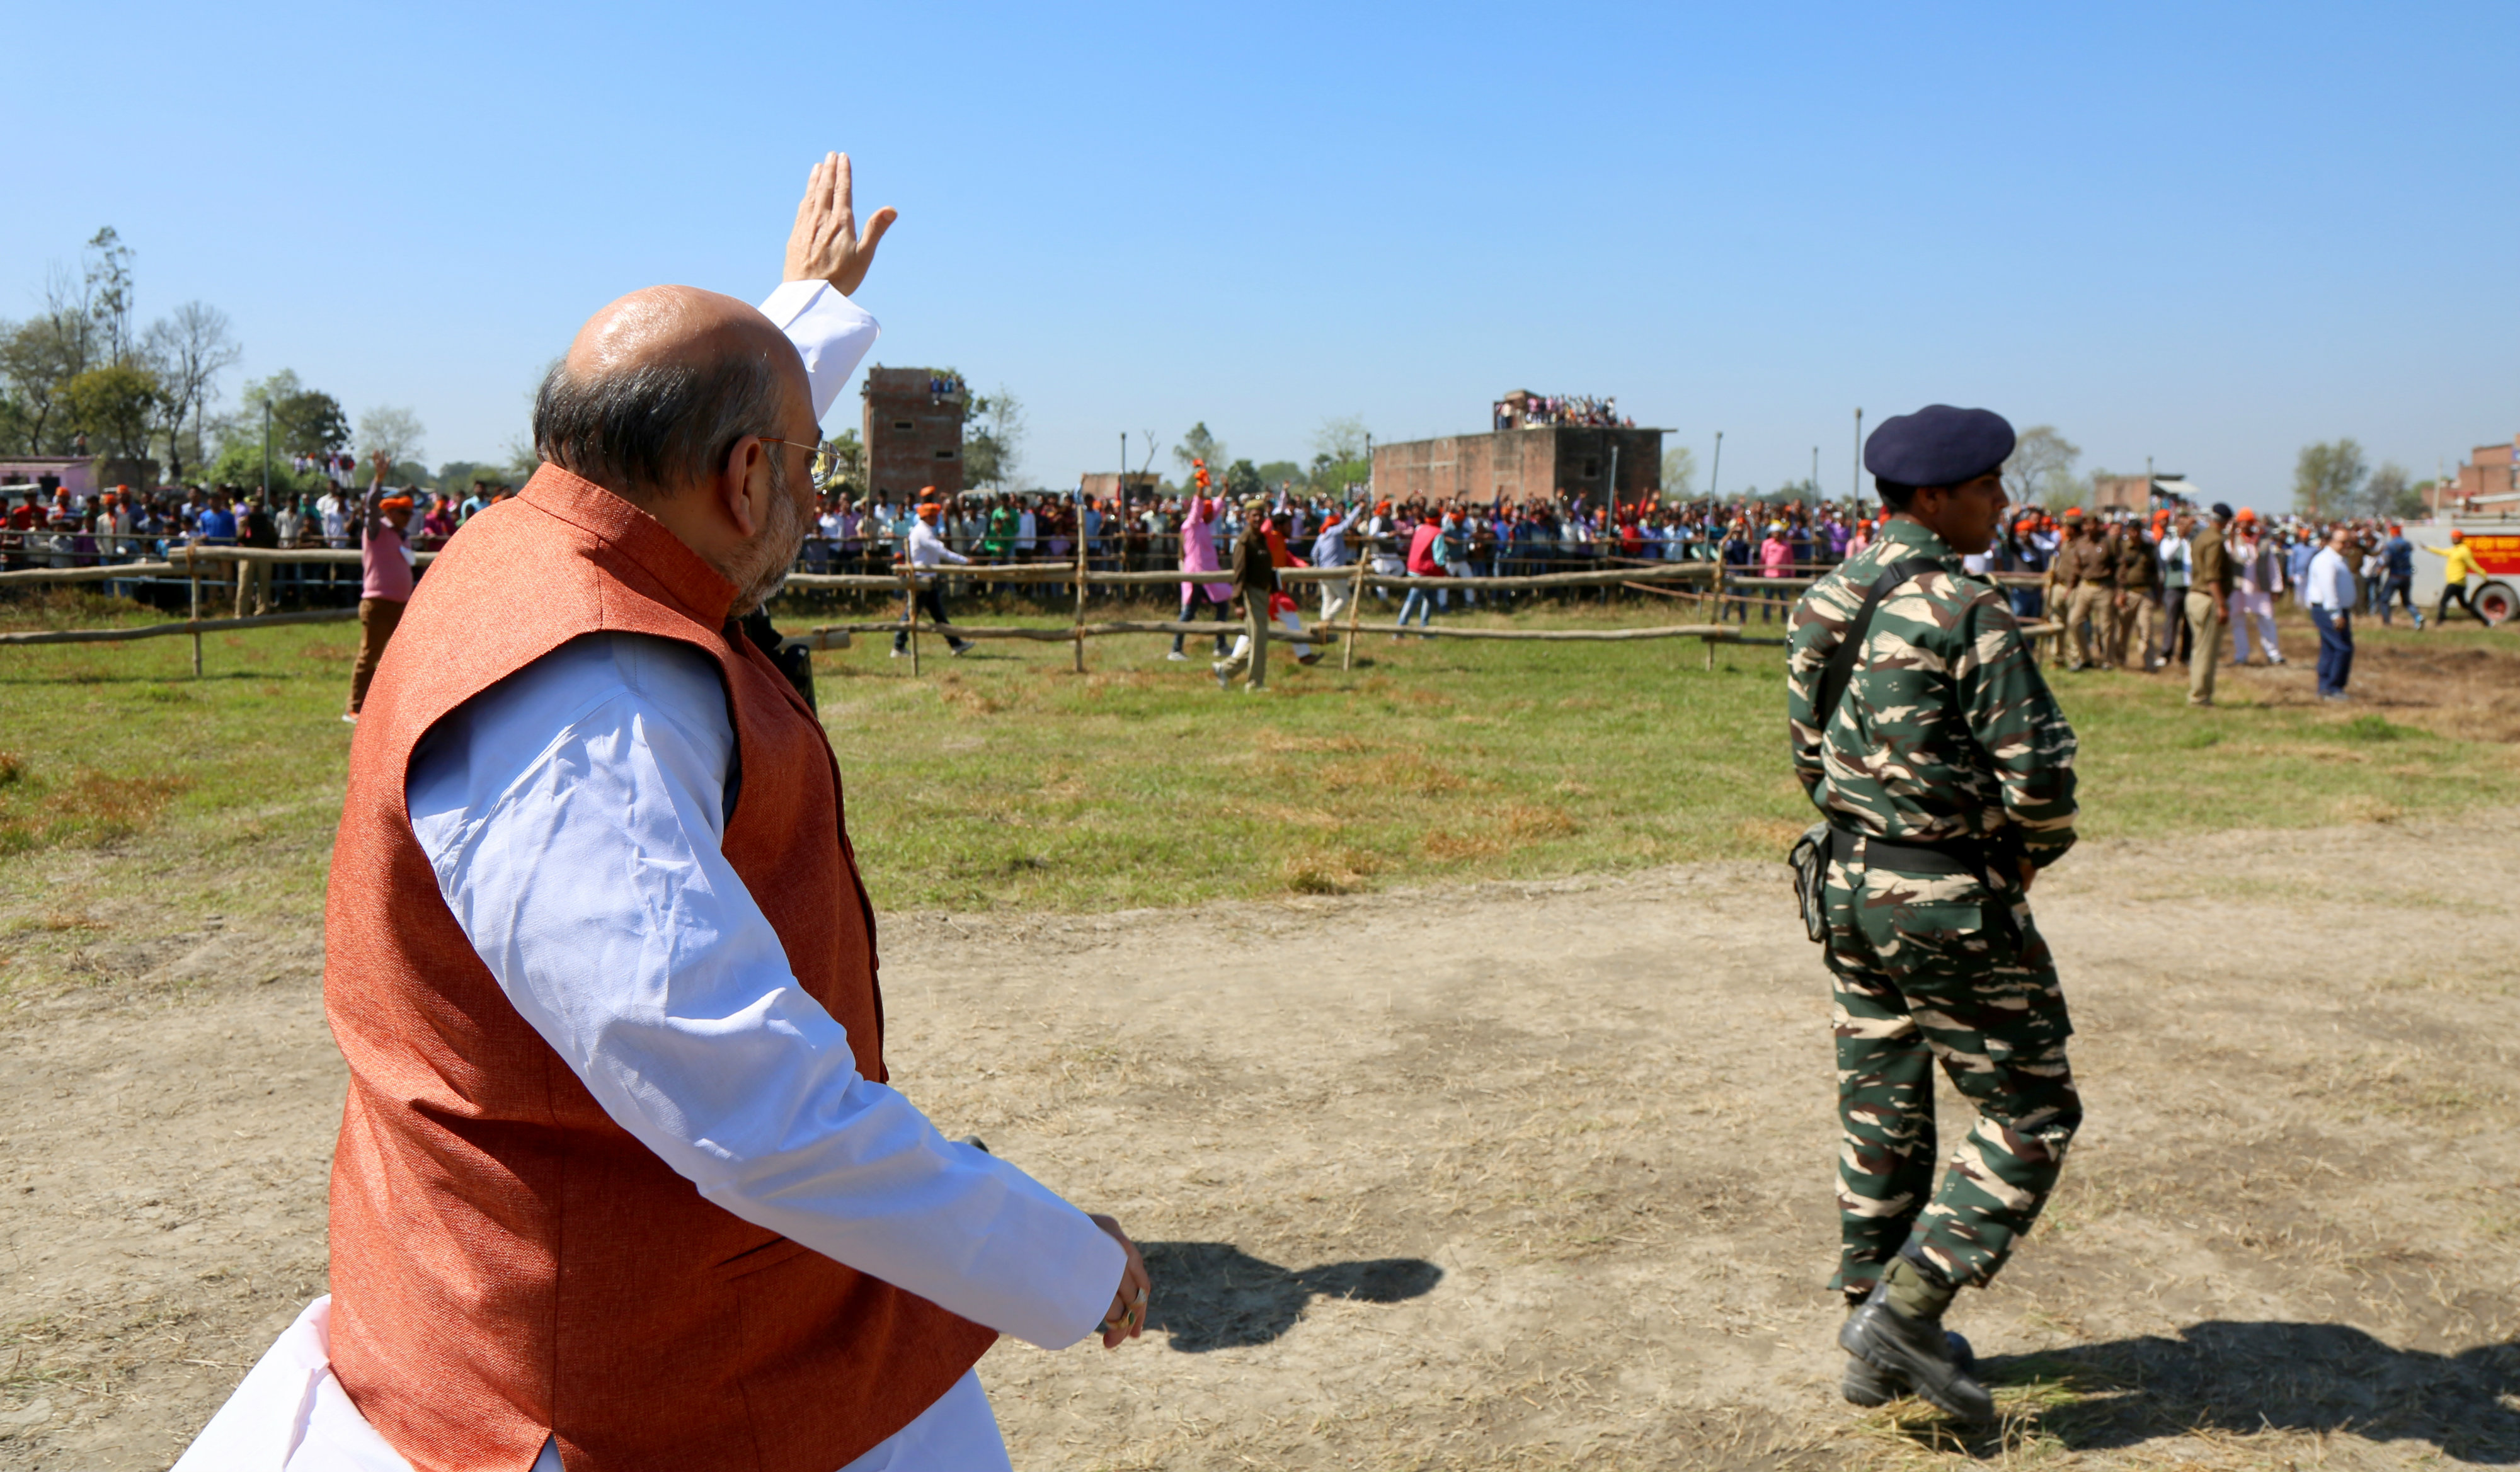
left=4, top=816, right=2517, bottom=1470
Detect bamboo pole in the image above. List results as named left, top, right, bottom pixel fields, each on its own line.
left=0, top=607, right=360, bottom=648
left=1072, top=510, right=1087, bottom=674
left=1341, top=557, right=1366, bottom=671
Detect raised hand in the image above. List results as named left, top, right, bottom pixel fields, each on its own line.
left=784, top=151, right=898, bottom=297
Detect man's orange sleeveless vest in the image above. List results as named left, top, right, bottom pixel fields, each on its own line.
left=323, top=466, right=995, bottom=1472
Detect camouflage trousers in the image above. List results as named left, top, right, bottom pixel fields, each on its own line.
left=1823, top=840, right=2082, bottom=1301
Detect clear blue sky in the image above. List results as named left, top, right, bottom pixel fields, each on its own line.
left=11, top=1, right=2515, bottom=503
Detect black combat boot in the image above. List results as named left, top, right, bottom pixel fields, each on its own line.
left=1837, top=1256, right=1996, bottom=1424
left=1839, top=1310, right=1976, bottom=1406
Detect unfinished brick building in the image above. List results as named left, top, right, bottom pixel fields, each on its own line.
left=1371, top=391, right=1664, bottom=506
left=861, top=367, right=968, bottom=500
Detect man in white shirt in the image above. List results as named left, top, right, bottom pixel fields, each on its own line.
left=2304, top=523, right=2359, bottom=701
left=896, top=496, right=973, bottom=658
left=316, top=486, right=350, bottom=548
left=178, top=152, right=1148, bottom=1472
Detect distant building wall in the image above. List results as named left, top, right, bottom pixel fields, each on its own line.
left=1077, top=471, right=1160, bottom=499
left=2439, top=439, right=2518, bottom=513
left=1372, top=426, right=1663, bottom=506
left=861, top=367, right=968, bottom=500
left=2090, top=475, right=2149, bottom=512
left=0, top=457, right=97, bottom=496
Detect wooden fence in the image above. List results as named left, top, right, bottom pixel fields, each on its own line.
left=1, top=549, right=2056, bottom=680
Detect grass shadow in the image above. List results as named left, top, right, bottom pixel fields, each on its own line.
left=1873, top=1320, right=2520, bottom=1464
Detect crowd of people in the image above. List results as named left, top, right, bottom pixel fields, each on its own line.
left=1993, top=502, right=2492, bottom=704
left=1491, top=392, right=1633, bottom=430
left=5, top=471, right=2498, bottom=700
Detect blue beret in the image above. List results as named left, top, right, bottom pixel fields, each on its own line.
left=1864, top=405, right=2015, bottom=489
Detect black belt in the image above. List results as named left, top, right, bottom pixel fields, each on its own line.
left=1827, top=824, right=1994, bottom=879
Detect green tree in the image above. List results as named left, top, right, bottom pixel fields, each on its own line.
left=2364, top=461, right=2420, bottom=519
left=817, top=427, right=866, bottom=494
left=1253, top=459, right=1302, bottom=489
left=0, top=314, right=88, bottom=452
left=963, top=385, right=1025, bottom=489
left=203, top=436, right=312, bottom=494
left=1222, top=459, right=1263, bottom=499
left=2293, top=438, right=2367, bottom=517
left=236, top=370, right=350, bottom=460
left=62, top=363, right=162, bottom=457
left=434, top=460, right=490, bottom=491
left=1174, top=421, right=1225, bottom=479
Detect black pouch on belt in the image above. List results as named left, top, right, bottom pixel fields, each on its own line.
left=1787, top=822, right=1830, bottom=944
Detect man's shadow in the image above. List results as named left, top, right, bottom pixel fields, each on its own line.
left=1908, top=1321, right=2520, bottom=1464
left=1139, top=1241, right=1441, bottom=1352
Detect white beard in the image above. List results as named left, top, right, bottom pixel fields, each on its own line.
left=729, top=462, right=807, bottom=616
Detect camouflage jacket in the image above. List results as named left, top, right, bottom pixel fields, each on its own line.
left=1786, top=517, right=2079, bottom=867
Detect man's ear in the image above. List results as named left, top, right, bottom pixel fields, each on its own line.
left=714, top=438, right=765, bottom=539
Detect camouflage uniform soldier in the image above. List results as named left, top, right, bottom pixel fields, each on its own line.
left=1786, top=404, right=2083, bottom=1425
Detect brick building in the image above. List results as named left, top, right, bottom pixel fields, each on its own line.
left=2437, top=438, right=2518, bottom=515
left=1371, top=391, right=1664, bottom=506
left=860, top=367, right=968, bottom=500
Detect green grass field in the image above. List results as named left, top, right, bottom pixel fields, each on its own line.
left=2, top=588, right=2514, bottom=944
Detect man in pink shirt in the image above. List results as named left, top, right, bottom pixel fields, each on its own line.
left=1758, top=521, right=1794, bottom=622
left=1170, top=492, right=1234, bottom=661
left=346, top=450, right=416, bottom=722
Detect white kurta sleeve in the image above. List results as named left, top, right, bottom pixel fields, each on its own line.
left=757, top=280, right=879, bottom=423
left=406, top=633, right=1125, bottom=1350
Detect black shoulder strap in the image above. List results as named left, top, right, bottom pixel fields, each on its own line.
left=1814, top=557, right=1945, bottom=733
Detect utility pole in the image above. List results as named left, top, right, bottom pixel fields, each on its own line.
left=1709, top=431, right=1723, bottom=501
left=1811, top=445, right=1819, bottom=499
left=1852, top=409, right=1864, bottom=505
left=261, top=402, right=272, bottom=499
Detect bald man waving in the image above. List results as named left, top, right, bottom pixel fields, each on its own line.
left=178, top=155, right=1150, bottom=1472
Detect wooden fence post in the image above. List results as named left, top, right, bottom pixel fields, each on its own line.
left=1072, top=518, right=1088, bottom=675
left=902, top=568, right=920, bottom=676
left=185, top=546, right=203, bottom=678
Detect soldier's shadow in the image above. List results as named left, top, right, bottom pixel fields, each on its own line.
left=1900, top=1321, right=2520, bottom=1464
left=1138, top=1241, right=1442, bottom=1352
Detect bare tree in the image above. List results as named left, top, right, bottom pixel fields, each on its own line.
left=2001, top=425, right=2082, bottom=508
left=357, top=404, right=427, bottom=468
left=1309, top=414, right=1369, bottom=465
left=83, top=227, right=139, bottom=367
left=144, top=301, right=241, bottom=481
left=1661, top=445, right=1698, bottom=497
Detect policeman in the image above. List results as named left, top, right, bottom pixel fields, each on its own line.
left=2110, top=515, right=2162, bottom=670
left=1785, top=405, right=2083, bottom=1425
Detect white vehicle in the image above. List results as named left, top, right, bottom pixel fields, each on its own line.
left=2405, top=522, right=2519, bottom=625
